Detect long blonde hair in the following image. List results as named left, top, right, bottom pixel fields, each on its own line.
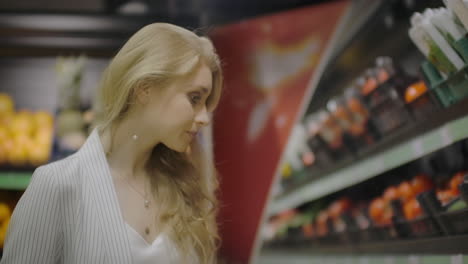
left=94, top=23, right=223, bottom=263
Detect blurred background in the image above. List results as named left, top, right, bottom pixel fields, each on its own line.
left=2, top=0, right=468, bottom=263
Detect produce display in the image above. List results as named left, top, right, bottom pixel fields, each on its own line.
left=279, top=56, right=439, bottom=188
left=0, top=93, right=54, bottom=167
left=410, top=3, right=468, bottom=107
left=0, top=202, right=11, bottom=248
left=267, top=140, right=468, bottom=246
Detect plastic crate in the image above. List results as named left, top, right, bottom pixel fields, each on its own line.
left=422, top=61, right=468, bottom=108
left=406, top=88, right=441, bottom=120
left=405, top=216, right=441, bottom=238
left=439, top=208, right=468, bottom=235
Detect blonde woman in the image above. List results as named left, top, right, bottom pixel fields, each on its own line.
left=1, top=23, right=223, bottom=264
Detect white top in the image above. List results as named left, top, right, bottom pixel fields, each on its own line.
left=125, top=223, right=180, bottom=264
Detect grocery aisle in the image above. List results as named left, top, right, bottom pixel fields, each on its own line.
left=2, top=0, right=468, bottom=263
left=257, top=0, right=468, bottom=263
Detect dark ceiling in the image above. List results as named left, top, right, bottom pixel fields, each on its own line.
left=0, top=0, right=335, bottom=27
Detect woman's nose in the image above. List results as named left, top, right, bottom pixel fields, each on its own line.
left=195, top=107, right=211, bottom=127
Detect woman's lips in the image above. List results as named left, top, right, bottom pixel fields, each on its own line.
left=187, top=131, right=198, bottom=138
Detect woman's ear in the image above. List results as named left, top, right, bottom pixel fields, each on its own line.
left=134, top=82, right=151, bottom=104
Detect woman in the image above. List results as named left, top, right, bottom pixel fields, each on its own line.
left=1, top=23, right=223, bottom=264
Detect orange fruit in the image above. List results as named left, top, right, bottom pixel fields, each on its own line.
left=398, top=181, right=416, bottom=202
left=403, top=198, right=423, bottom=220
left=411, top=174, right=434, bottom=195
left=405, top=81, right=428, bottom=103
left=369, top=198, right=385, bottom=223
left=383, top=186, right=399, bottom=202
left=302, top=222, right=315, bottom=238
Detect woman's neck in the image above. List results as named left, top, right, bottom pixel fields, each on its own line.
left=102, top=118, right=157, bottom=180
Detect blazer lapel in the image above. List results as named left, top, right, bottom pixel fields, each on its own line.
left=77, top=129, right=133, bottom=263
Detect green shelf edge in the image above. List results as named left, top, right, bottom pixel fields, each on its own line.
left=0, top=172, right=33, bottom=190
left=258, top=252, right=465, bottom=264
left=269, top=114, right=468, bottom=216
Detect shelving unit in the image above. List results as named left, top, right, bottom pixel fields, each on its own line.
left=257, top=0, right=468, bottom=263
left=290, top=234, right=468, bottom=255
left=259, top=250, right=466, bottom=264
left=270, top=101, right=468, bottom=215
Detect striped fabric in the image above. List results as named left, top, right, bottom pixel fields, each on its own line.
left=1, top=129, right=137, bottom=264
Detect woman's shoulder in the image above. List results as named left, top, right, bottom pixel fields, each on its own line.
left=32, top=153, right=82, bottom=192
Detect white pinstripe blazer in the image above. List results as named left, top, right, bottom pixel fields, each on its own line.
left=1, top=129, right=137, bottom=264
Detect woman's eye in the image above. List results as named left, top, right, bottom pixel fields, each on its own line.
left=189, top=92, right=202, bottom=105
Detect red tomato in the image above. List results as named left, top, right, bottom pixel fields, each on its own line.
left=383, top=186, right=399, bottom=202
left=403, top=198, right=423, bottom=220
left=316, top=211, right=329, bottom=236
left=411, top=174, right=434, bottom=195
left=437, top=189, right=458, bottom=205
left=380, top=206, right=393, bottom=226
left=302, top=222, right=315, bottom=238
left=449, top=172, right=466, bottom=195
left=316, top=210, right=329, bottom=226
left=398, top=181, right=415, bottom=202
left=369, top=198, right=385, bottom=223
left=278, top=209, right=297, bottom=220
left=328, top=198, right=352, bottom=220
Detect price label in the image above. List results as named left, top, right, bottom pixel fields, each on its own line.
left=451, top=255, right=462, bottom=264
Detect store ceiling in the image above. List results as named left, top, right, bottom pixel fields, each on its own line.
left=0, top=0, right=334, bottom=26
left=0, top=0, right=338, bottom=56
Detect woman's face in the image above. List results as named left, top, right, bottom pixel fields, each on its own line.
left=140, top=63, right=213, bottom=153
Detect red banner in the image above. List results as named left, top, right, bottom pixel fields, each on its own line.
left=211, top=1, right=349, bottom=262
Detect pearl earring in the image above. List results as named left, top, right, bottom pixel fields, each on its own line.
left=132, top=134, right=138, bottom=141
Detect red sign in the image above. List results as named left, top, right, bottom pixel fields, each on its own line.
left=211, top=1, right=349, bottom=262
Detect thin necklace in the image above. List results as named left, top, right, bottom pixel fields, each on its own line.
left=116, top=172, right=152, bottom=235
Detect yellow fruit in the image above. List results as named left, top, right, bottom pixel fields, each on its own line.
left=0, top=111, right=14, bottom=127
left=0, top=126, right=10, bottom=145
left=28, top=142, right=50, bottom=166
left=0, top=146, right=6, bottom=165
left=3, top=139, right=14, bottom=154
left=11, top=112, right=34, bottom=136
left=34, top=127, right=53, bottom=148
left=0, top=203, right=11, bottom=221
left=0, top=93, right=14, bottom=114
left=0, top=203, right=11, bottom=248
left=2, top=217, right=9, bottom=231
left=33, top=111, right=53, bottom=130
left=13, top=133, right=33, bottom=148
left=0, top=228, right=5, bottom=248
left=6, top=143, right=27, bottom=167
left=0, top=217, right=10, bottom=248
left=281, top=163, right=292, bottom=179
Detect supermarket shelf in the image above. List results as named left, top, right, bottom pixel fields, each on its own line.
left=269, top=105, right=468, bottom=216
left=258, top=252, right=462, bottom=264
left=0, top=172, right=32, bottom=191
left=264, top=234, right=468, bottom=255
